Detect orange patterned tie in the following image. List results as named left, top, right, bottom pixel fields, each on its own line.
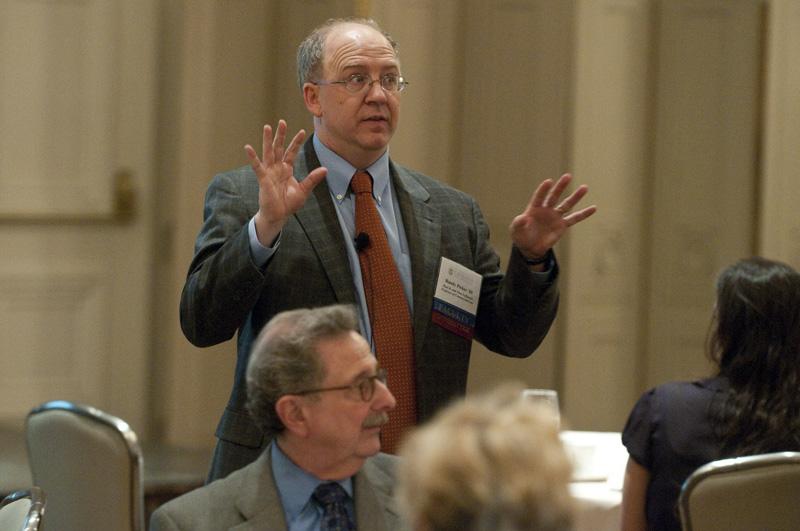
left=351, top=170, right=417, bottom=453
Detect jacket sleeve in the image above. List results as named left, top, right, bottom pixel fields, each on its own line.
left=470, top=196, right=560, bottom=357
left=179, top=171, right=266, bottom=347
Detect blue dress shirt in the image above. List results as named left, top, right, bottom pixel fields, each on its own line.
left=271, top=442, right=355, bottom=531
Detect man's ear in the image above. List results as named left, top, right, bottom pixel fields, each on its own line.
left=303, top=83, right=323, bottom=117
left=276, top=395, right=310, bottom=437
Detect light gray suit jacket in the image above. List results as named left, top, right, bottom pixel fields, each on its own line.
left=149, top=447, right=404, bottom=531
left=180, top=137, right=560, bottom=480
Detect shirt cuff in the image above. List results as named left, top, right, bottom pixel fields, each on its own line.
left=248, top=217, right=279, bottom=267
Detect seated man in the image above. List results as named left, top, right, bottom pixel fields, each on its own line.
left=150, top=304, right=404, bottom=530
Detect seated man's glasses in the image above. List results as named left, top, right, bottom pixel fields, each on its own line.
left=312, top=73, right=409, bottom=94
left=294, top=368, right=388, bottom=402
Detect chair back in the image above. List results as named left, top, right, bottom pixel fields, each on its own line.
left=0, top=487, right=45, bottom=531
left=25, top=401, right=144, bottom=531
left=679, top=451, right=800, bottom=531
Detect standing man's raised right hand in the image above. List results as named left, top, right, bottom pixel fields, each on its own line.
left=245, top=120, right=328, bottom=246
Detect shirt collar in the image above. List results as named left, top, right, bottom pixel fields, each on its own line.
left=271, top=440, right=354, bottom=521
left=313, top=134, right=391, bottom=204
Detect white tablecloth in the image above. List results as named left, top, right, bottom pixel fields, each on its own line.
left=561, top=431, right=627, bottom=531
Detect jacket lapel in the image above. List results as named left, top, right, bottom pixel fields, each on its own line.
left=231, top=448, right=288, bottom=530
left=293, top=138, right=358, bottom=306
left=353, top=464, right=397, bottom=531
left=391, top=164, right=441, bottom=359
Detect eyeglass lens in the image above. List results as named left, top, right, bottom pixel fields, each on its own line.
left=346, top=75, right=403, bottom=93
left=358, top=369, right=387, bottom=401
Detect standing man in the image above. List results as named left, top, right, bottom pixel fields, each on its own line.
left=180, top=17, right=596, bottom=481
left=151, top=305, right=403, bottom=530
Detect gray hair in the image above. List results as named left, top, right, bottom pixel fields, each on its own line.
left=245, top=304, right=360, bottom=437
left=296, top=17, right=399, bottom=89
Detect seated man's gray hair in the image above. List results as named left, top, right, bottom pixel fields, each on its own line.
left=245, top=304, right=359, bottom=438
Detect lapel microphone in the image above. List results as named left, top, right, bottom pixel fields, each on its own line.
left=355, top=231, right=375, bottom=326
left=354, top=232, right=371, bottom=252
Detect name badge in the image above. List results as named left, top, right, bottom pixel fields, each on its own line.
left=432, top=257, right=482, bottom=339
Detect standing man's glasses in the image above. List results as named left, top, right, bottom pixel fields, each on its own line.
left=312, top=73, right=409, bottom=94
left=293, top=368, right=388, bottom=402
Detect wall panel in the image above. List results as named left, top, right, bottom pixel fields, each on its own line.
left=564, top=0, right=653, bottom=429
left=459, top=0, right=575, bottom=395
left=0, top=0, right=116, bottom=216
left=0, top=262, right=108, bottom=416
left=645, top=0, right=763, bottom=388
left=759, top=0, right=800, bottom=267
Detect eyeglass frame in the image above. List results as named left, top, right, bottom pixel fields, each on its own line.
left=311, top=73, right=409, bottom=94
left=292, top=367, right=388, bottom=402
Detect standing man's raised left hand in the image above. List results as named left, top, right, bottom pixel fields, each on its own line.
left=510, top=173, right=596, bottom=267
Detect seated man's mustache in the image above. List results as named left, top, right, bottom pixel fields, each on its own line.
left=362, top=412, right=389, bottom=429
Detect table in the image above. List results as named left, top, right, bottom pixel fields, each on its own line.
left=561, top=431, right=627, bottom=531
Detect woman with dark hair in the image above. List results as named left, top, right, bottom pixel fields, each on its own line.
left=620, top=257, right=800, bottom=531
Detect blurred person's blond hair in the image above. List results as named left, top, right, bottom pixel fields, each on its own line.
left=398, top=383, right=575, bottom=531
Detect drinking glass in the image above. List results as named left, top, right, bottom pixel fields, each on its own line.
left=521, top=388, right=560, bottom=428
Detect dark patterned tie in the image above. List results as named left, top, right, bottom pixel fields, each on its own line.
left=313, top=482, right=355, bottom=531
left=351, top=170, right=417, bottom=454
